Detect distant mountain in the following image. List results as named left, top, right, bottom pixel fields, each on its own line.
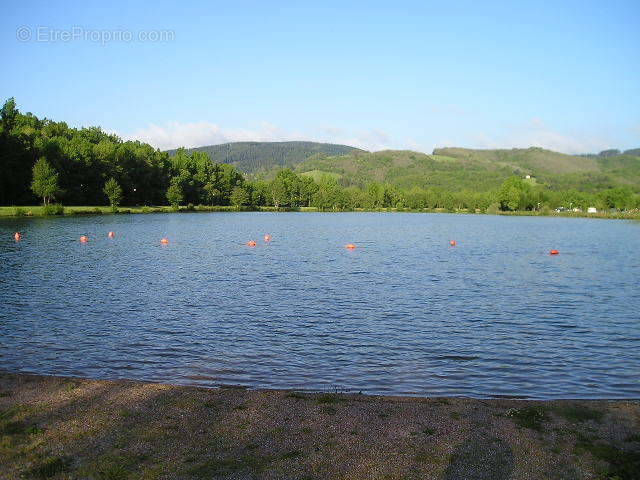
left=278, top=146, right=640, bottom=193
left=581, top=148, right=640, bottom=158
left=166, top=141, right=363, bottom=174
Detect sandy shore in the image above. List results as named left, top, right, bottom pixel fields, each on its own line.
left=0, top=372, right=638, bottom=480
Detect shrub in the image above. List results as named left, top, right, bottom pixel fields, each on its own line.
left=13, top=207, right=26, bottom=217
left=42, top=203, right=64, bottom=216
left=141, top=206, right=151, bottom=213
left=486, top=202, right=500, bottom=214
left=187, top=203, right=195, bottom=211
left=93, top=207, right=103, bottom=214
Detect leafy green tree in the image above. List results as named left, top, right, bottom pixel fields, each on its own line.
left=166, top=177, right=184, bottom=208
left=230, top=186, right=250, bottom=209
left=103, top=177, right=123, bottom=208
left=31, top=157, right=60, bottom=205
left=270, top=170, right=296, bottom=208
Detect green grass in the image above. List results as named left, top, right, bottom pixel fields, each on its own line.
left=186, top=454, right=271, bottom=478
left=575, top=434, right=640, bottom=480
left=23, top=456, right=72, bottom=479
left=553, top=405, right=604, bottom=423
left=2, top=205, right=639, bottom=220
left=316, top=393, right=341, bottom=404
left=506, top=406, right=548, bottom=431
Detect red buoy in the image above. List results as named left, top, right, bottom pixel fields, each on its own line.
left=264, top=234, right=272, bottom=243
left=108, top=231, right=115, bottom=238
left=550, top=249, right=559, bottom=255
left=247, top=240, right=257, bottom=247
left=450, top=240, right=457, bottom=246
left=14, top=232, right=21, bottom=241
left=160, top=237, right=169, bottom=244
left=79, top=235, right=89, bottom=243
left=345, top=243, right=356, bottom=250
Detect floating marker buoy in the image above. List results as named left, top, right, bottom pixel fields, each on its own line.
left=450, top=240, right=457, bottom=246
left=79, top=235, right=89, bottom=243
left=247, top=240, right=257, bottom=247
left=264, top=234, right=272, bottom=242
left=345, top=243, right=356, bottom=250
left=160, top=237, right=169, bottom=244
left=108, top=231, right=115, bottom=238
left=14, top=232, right=21, bottom=241
left=550, top=249, right=559, bottom=255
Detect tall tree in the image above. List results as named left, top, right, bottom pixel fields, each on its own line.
left=103, top=177, right=123, bottom=209
left=31, top=158, right=60, bottom=205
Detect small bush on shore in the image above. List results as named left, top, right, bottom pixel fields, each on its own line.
left=42, top=203, right=64, bottom=216
left=13, top=207, right=26, bottom=216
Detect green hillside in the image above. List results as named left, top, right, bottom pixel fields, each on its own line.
left=283, top=147, right=640, bottom=193
left=166, top=141, right=362, bottom=173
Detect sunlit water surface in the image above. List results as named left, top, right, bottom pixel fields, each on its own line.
left=1, top=212, right=639, bottom=399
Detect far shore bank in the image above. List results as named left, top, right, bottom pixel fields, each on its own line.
left=1, top=372, right=638, bottom=479
left=2, top=205, right=639, bottom=221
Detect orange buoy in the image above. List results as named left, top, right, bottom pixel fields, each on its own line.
left=264, top=234, right=272, bottom=243
left=79, top=235, right=89, bottom=243
left=550, top=249, right=559, bottom=255
left=247, top=240, right=257, bottom=247
left=108, top=231, right=115, bottom=238
left=14, top=232, right=21, bottom=241
left=450, top=240, right=457, bottom=246
left=160, top=237, right=169, bottom=244
left=345, top=243, right=356, bottom=250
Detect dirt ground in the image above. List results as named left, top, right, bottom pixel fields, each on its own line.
left=1, top=372, right=638, bottom=480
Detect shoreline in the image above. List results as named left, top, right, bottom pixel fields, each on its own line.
left=1, top=372, right=638, bottom=479
left=2, top=205, right=639, bottom=221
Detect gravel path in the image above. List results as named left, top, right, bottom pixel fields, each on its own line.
left=1, top=373, right=638, bottom=479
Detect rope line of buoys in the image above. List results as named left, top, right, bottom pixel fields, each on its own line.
left=7, top=231, right=564, bottom=257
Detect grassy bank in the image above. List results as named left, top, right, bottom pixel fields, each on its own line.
left=1, top=373, right=639, bottom=479
left=1, top=205, right=639, bottom=220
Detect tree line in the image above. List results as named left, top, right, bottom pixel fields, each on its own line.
left=2, top=98, right=639, bottom=213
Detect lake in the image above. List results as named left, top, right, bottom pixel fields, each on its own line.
left=1, top=212, right=639, bottom=399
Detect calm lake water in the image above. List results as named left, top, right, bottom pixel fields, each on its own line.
left=1, top=212, right=639, bottom=399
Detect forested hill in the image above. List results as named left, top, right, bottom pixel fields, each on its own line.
left=2, top=97, right=638, bottom=211
left=283, top=147, right=640, bottom=193
left=166, top=141, right=363, bottom=173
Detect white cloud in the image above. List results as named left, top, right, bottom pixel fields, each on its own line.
left=470, top=118, right=612, bottom=154
left=119, top=121, right=398, bottom=152
left=120, top=121, right=307, bottom=150
left=323, top=128, right=393, bottom=151
left=118, top=117, right=612, bottom=155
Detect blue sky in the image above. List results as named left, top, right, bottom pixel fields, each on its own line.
left=1, top=0, right=638, bottom=153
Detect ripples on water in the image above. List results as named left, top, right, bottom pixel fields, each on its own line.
left=0, top=212, right=639, bottom=399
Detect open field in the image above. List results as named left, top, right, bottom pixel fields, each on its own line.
left=0, top=373, right=638, bottom=480
left=1, top=205, right=639, bottom=220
